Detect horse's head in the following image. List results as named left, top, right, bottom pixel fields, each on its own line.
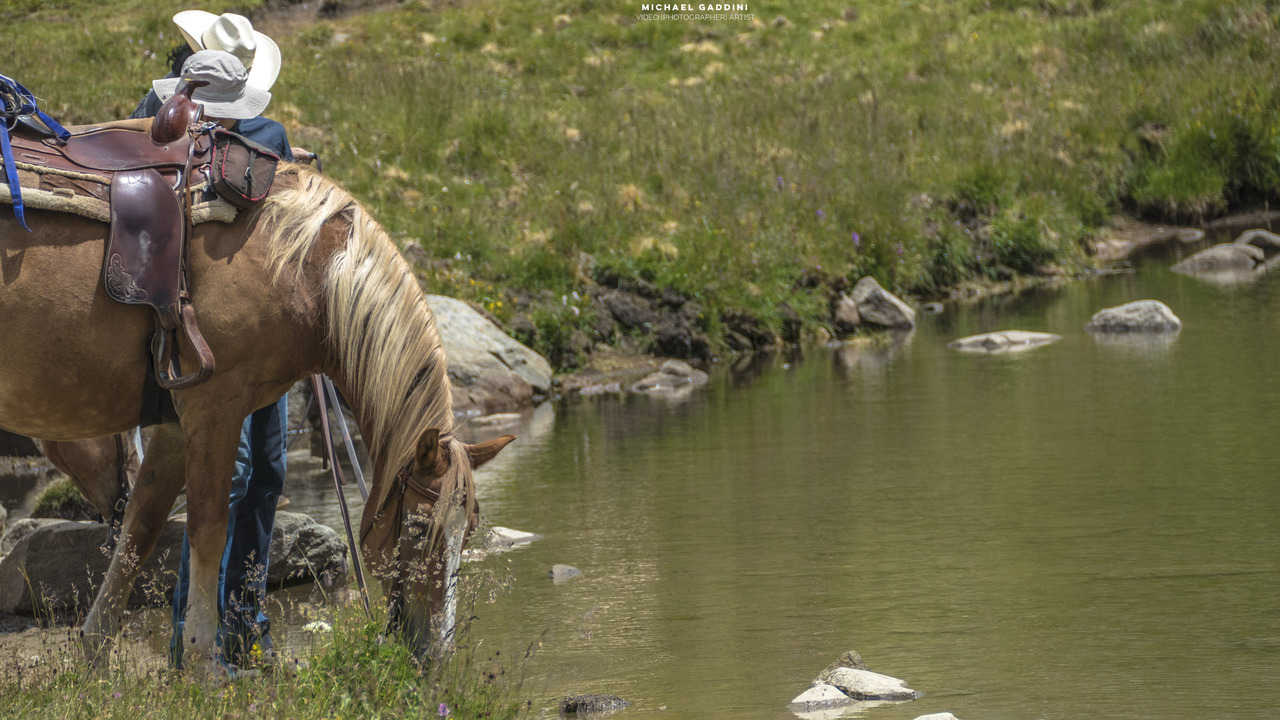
left=360, top=427, right=514, bottom=658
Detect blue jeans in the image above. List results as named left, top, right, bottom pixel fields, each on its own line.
left=171, top=395, right=287, bottom=666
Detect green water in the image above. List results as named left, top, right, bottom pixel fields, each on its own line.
left=437, top=238, right=1280, bottom=719
left=9, top=233, right=1273, bottom=719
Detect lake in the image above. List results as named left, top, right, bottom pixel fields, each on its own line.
left=5, top=231, right=1279, bottom=719
left=396, top=233, right=1280, bottom=719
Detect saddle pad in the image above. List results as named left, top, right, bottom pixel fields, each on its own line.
left=0, top=174, right=238, bottom=224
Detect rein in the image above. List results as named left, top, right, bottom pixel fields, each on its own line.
left=0, top=73, right=68, bottom=231
left=310, top=374, right=373, bottom=618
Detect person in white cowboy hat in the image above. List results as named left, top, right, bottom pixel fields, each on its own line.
left=130, top=11, right=279, bottom=118
left=141, top=48, right=295, bottom=672
left=172, top=10, right=281, bottom=92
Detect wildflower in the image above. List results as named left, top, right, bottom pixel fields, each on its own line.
left=439, top=703, right=451, bottom=717
left=816, top=209, right=825, bottom=220
left=851, top=231, right=861, bottom=248
left=776, top=176, right=784, bottom=189
left=112, top=692, right=122, bottom=699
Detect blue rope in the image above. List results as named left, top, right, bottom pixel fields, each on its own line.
left=1, top=73, right=69, bottom=232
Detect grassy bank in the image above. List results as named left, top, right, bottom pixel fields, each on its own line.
left=4, top=0, right=1280, bottom=365
left=0, top=598, right=530, bottom=720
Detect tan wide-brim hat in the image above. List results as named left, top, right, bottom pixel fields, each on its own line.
left=153, top=50, right=272, bottom=120
left=172, top=10, right=281, bottom=92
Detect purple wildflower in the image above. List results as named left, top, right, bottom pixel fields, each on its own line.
left=776, top=176, right=784, bottom=189
left=896, top=242, right=904, bottom=255
left=851, top=231, right=861, bottom=248
left=816, top=209, right=825, bottom=220
left=439, top=703, right=450, bottom=717
left=112, top=692, right=122, bottom=699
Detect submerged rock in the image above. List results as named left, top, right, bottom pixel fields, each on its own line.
left=559, top=694, right=629, bottom=715
left=628, top=359, right=709, bottom=395
left=948, top=330, right=1061, bottom=353
left=913, top=713, right=962, bottom=720
left=1085, top=300, right=1181, bottom=333
left=550, top=564, right=582, bottom=582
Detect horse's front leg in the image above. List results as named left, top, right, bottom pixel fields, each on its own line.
left=82, top=423, right=185, bottom=666
left=179, top=416, right=242, bottom=674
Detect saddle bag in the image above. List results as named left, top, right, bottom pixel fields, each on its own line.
left=210, top=126, right=279, bottom=209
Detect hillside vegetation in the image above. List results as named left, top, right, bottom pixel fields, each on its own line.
left=5, top=0, right=1280, bottom=367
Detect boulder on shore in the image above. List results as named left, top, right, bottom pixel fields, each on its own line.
left=1085, top=300, right=1181, bottom=333
left=426, top=294, right=554, bottom=414
left=0, top=511, right=346, bottom=614
left=850, top=277, right=916, bottom=329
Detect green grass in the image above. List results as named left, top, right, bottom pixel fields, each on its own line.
left=0, top=596, right=531, bottom=720
left=6, top=0, right=1280, bottom=364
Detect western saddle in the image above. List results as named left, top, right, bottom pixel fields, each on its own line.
left=2, top=81, right=265, bottom=394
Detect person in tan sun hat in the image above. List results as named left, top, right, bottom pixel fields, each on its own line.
left=132, top=43, right=296, bottom=673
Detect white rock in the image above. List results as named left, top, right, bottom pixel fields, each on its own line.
left=913, top=714, right=961, bottom=720
left=823, top=667, right=919, bottom=701
left=948, top=330, right=1061, bottom=353
left=488, top=526, right=541, bottom=548
left=788, top=683, right=852, bottom=711
left=1085, top=299, right=1181, bottom=333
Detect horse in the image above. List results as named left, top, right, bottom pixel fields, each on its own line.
left=37, top=433, right=137, bottom=529
left=0, top=163, right=514, bottom=671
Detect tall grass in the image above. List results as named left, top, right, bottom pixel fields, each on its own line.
left=0, top=587, right=531, bottom=720
left=5, top=0, right=1280, bottom=361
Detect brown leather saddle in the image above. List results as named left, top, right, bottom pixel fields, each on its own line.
left=7, top=82, right=218, bottom=391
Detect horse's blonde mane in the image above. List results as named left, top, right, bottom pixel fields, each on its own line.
left=258, top=166, right=455, bottom=479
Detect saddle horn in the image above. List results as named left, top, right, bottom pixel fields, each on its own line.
left=150, top=80, right=207, bottom=145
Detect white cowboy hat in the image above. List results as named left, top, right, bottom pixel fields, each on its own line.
left=152, top=50, right=272, bottom=120
left=172, top=10, right=281, bottom=92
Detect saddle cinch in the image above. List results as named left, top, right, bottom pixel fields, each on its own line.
left=1, top=81, right=281, bottom=394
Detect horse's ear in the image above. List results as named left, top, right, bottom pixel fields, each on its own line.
left=414, top=428, right=441, bottom=469
left=467, top=435, right=515, bottom=469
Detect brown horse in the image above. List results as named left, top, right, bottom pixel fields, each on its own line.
left=0, top=164, right=513, bottom=671
left=37, top=433, right=137, bottom=528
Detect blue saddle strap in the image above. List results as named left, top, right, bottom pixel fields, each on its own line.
left=1, top=73, right=70, bottom=232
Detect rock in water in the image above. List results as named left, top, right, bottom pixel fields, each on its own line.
left=822, top=667, right=920, bottom=701
left=947, top=330, right=1061, bottom=353
left=559, top=694, right=629, bottom=715
left=789, top=683, right=854, bottom=711
left=550, top=564, right=582, bottom=582
left=1084, top=299, right=1181, bottom=333
left=1170, top=243, right=1263, bottom=274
